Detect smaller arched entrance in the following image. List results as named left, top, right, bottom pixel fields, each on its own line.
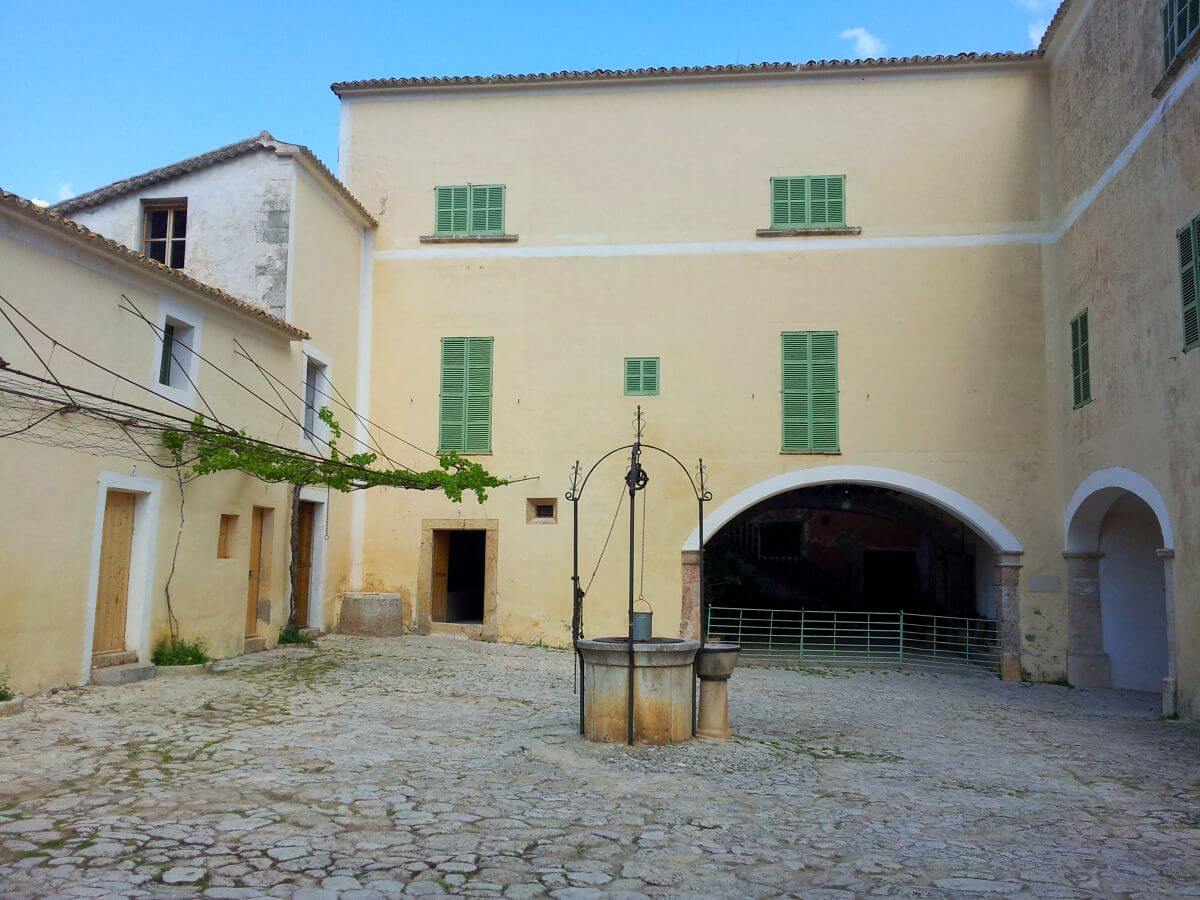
left=681, top=466, right=1025, bottom=680
left=1064, top=468, right=1176, bottom=713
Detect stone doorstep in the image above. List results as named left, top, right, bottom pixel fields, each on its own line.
left=91, top=649, right=139, bottom=669
left=90, top=663, right=156, bottom=686
left=156, top=662, right=215, bottom=678
left=428, top=621, right=484, bottom=640
left=0, top=696, right=24, bottom=717
left=300, top=627, right=322, bottom=639
left=243, top=636, right=267, bottom=654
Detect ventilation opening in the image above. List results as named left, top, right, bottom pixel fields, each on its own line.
left=433, top=530, right=486, bottom=624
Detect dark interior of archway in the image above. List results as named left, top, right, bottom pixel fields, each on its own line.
left=705, top=484, right=982, bottom=617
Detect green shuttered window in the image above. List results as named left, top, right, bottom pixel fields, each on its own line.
left=435, top=185, right=505, bottom=235
left=439, top=337, right=493, bottom=453
left=624, top=358, right=660, bottom=396
left=1163, top=0, right=1200, bottom=69
left=1070, top=310, right=1092, bottom=409
left=1179, top=215, right=1199, bottom=350
left=781, top=332, right=839, bottom=453
left=771, top=176, right=846, bottom=229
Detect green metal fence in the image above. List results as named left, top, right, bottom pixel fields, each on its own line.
left=706, top=607, right=1001, bottom=677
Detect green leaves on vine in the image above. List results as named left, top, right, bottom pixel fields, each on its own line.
left=162, top=409, right=505, bottom=503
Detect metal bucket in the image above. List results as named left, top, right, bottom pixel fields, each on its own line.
left=631, top=611, right=653, bottom=640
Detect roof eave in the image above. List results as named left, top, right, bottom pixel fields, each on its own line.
left=331, top=52, right=1045, bottom=97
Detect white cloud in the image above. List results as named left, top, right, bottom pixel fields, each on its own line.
left=839, top=27, right=885, bottom=59
left=1028, top=18, right=1050, bottom=47
left=56, top=182, right=74, bottom=201
left=1012, top=0, right=1057, bottom=47
left=29, top=198, right=49, bottom=208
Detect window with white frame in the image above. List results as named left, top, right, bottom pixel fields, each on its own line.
left=157, top=316, right=196, bottom=389
left=302, top=355, right=328, bottom=443
left=143, top=200, right=188, bottom=269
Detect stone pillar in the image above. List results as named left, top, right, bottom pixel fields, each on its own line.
left=1158, top=549, right=1177, bottom=717
left=679, top=550, right=701, bottom=639
left=1063, top=551, right=1111, bottom=689
left=994, top=554, right=1024, bottom=682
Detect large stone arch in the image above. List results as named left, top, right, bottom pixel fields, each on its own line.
left=1063, top=467, right=1176, bottom=713
left=679, top=465, right=1025, bottom=680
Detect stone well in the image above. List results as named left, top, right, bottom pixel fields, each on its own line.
left=577, top=637, right=700, bottom=745
left=337, top=592, right=408, bottom=636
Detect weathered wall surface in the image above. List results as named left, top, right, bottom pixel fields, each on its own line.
left=0, top=210, right=305, bottom=695
left=344, top=65, right=1069, bottom=680
left=1048, top=0, right=1200, bottom=714
left=70, top=151, right=294, bottom=318
left=287, top=168, right=369, bottom=632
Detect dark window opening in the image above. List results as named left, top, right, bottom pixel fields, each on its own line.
left=143, top=202, right=187, bottom=269
left=433, top=530, right=485, bottom=624
left=156, top=317, right=195, bottom=389
left=527, top=498, right=558, bottom=523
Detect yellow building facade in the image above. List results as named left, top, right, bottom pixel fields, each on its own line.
left=2, top=0, right=1197, bottom=719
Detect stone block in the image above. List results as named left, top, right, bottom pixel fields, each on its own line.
left=337, top=592, right=408, bottom=636
left=91, top=664, right=155, bottom=686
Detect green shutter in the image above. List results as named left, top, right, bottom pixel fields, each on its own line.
left=440, top=337, right=493, bottom=453
left=464, top=337, right=493, bottom=453
left=439, top=338, right=468, bottom=450
left=436, top=184, right=505, bottom=235
left=1070, top=310, right=1092, bottom=408
left=624, top=357, right=660, bottom=396
left=782, top=332, right=838, bottom=452
left=770, top=177, right=846, bottom=228
left=435, top=186, right=470, bottom=234
left=470, top=185, right=505, bottom=234
left=1179, top=217, right=1199, bottom=349
left=1164, top=0, right=1200, bottom=67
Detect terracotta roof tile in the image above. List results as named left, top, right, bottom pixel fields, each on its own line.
left=1, top=189, right=309, bottom=340
left=53, top=132, right=376, bottom=227
left=331, top=51, right=1042, bottom=95
left=1038, top=1, right=1078, bottom=54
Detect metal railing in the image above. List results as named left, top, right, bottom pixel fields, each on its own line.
left=706, top=607, right=1001, bottom=677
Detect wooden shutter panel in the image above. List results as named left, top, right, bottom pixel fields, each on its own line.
left=436, top=186, right=469, bottom=234
left=1070, top=310, right=1092, bottom=408
left=641, top=358, right=659, bottom=395
left=782, top=332, right=838, bottom=452
left=771, top=178, right=793, bottom=228
left=468, top=185, right=504, bottom=234
left=439, top=338, right=468, bottom=451
left=808, top=332, right=839, bottom=451
left=825, top=176, right=846, bottom=226
left=624, top=358, right=642, bottom=394
left=781, top=332, right=812, bottom=451
left=1180, top=218, right=1199, bottom=348
left=809, top=177, right=829, bottom=225
left=464, top=338, right=493, bottom=453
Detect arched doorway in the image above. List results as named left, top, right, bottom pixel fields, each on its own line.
left=681, top=466, right=1024, bottom=680
left=1064, top=468, right=1176, bottom=712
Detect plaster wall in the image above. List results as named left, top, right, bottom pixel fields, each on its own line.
left=1048, top=0, right=1200, bottom=713
left=1098, top=493, right=1169, bottom=692
left=286, top=169, right=369, bottom=630
left=344, top=67, right=1049, bottom=250
left=344, top=64, right=1070, bottom=677
left=0, top=211, right=305, bottom=695
left=69, top=151, right=294, bottom=317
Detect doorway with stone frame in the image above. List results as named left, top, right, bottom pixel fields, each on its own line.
left=416, top=519, right=498, bottom=641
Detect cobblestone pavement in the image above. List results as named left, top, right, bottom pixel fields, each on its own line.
left=1, top=636, right=1199, bottom=899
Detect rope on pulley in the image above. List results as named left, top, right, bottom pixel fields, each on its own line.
left=637, top=484, right=648, bottom=605
left=583, top=475, right=626, bottom=595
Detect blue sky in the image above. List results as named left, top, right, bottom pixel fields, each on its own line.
left=0, top=0, right=1061, bottom=205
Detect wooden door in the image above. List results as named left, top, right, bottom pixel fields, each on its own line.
left=431, top=531, right=450, bottom=622
left=246, top=507, right=264, bottom=636
left=94, top=490, right=136, bottom=655
left=294, top=501, right=316, bottom=627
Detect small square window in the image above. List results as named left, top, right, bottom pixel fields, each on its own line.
left=143, top=200, right=187, bottom=269
left=624, top=357, right=660, bottom=396
left=527, top=498, right=558, bottom=524
left=217, top=514, right=239, bottom=558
